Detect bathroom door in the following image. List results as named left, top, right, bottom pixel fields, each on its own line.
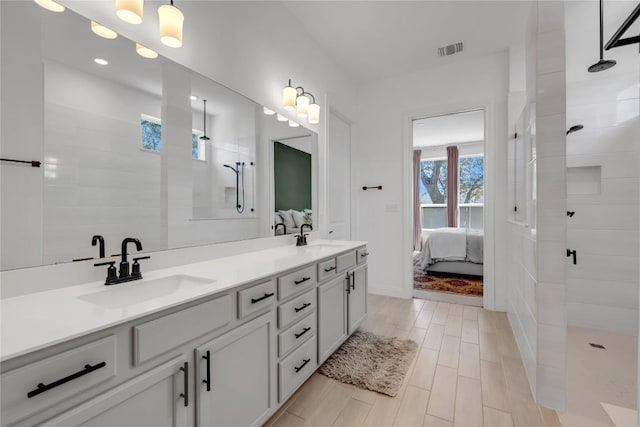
left=327, top=110, right=351, bottom=240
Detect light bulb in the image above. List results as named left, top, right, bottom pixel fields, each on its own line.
left=276, top=114, right=288, bottom=122
left=289, top=120, right=300, bottom=128
left=91, top=21, right=118, bottom=39
left=116, top=0, right=144, bottom=24
left=308, top=103, right=320, bottom=124
left=94, top=58, right=109, bottom=65
left=158, top=3, right=184, bottom=48
left=296, top=94, right=310, bottom=118
left=34, top=0, right=65, bottom=13
left=263, top=107, right=276, bottom=115
left=282, top=84, right=296, bottom=110
left=136, top=43, right=158, bottom=59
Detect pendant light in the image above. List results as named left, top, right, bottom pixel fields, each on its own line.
left=115, top=0, right=144, bottom=24
left=588, top=0, right=616, bottom=72
left=136, top=43, right=158, bottom=59
left=296, top=93, right=310, bottom=118
left=200, top=100, right=210, bottom=141
left=158, top=0, right=184, bottom=48
left=91, top=21, right=118, bottom=39
left=282, top=80, right=297, bottom=110
left=34, top=0, right=65, bottom=12
left=308, top=102, right=320, bottom=125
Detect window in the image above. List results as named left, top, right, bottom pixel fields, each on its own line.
left=459, top=155, right=484, bottom=230
left=140, top=114, right=205, bottom=160
left=419, top=159, right=448, bottom=229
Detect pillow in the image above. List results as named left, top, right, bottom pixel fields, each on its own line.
left=291, top=210, right=307, bottom=228
left=274, top=213, right=283, bottom=225
left=278, top=210, right=296, bottom=229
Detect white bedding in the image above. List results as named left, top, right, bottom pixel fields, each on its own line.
left=418, top=228, right=484, bottom=270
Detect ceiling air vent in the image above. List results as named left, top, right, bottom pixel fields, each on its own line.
left=438, top=42, right=463, bottom=57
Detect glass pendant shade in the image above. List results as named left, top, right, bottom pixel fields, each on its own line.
left=289, top=120, right=300, bottom=128
left=116, top=0, right=143, bottom=24
left=158, top=3, right=184, bottom=48
left=282, top=85, right=297, bottom=110
left=308, top=103, right=320, bottom=124
left=296, top=94, right=310, bottom=117
left=34, top=0, right=65, bottom=12
left=136, top=43, right=158, bottom=59
left=91, top=21, right=118, bottom=39
left=276, top=113, right=288, bottom=122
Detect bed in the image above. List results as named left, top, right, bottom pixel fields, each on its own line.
left=415, top=227, right=483, bottom=277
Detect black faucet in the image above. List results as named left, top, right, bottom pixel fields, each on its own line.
left=91, top=235, right=105, bottom=258
left=296, top=224, right=313, bottom=246
left=94, top=237, right=149, bottom=285
left=120, top=238, right=143, bottom=278
left=275, top=223, right=287, bottom=235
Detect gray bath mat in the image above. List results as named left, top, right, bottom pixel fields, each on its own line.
left=318, top=331, right=418, bottom=397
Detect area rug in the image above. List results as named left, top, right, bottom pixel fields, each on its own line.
left=413, top=257, right=483, bottom=296
left=318, top=331, right=418, bottom=397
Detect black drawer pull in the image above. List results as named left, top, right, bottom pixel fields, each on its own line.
left=294, top=302, right=312, bottom=313
left=202, top=350, right=211, bottom=392
left=360, top=252, right=370, bottom=257
left=323, top=266, right=336, bottom=272
left=27, top=361, right=107, bottom=398
left=294, top=277, right=311, bottom=285
left=251, top=292, right=274, bottom=304
left=294, top=358, right=311, bottom=373
left=295, top=327, right=311, bottom=339
left=180, top=362, right=189, bottom=407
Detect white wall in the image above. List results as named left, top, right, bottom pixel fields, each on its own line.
left=354, top=52, right=509, bottom=306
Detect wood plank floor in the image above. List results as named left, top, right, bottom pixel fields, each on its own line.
left=265, top=294, right=562, bottom=427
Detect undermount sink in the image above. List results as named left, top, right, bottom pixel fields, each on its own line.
left=79, top=275, right=215, bottom=309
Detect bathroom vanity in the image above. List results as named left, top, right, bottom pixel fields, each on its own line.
left=0, top=240, right=368, bottom=427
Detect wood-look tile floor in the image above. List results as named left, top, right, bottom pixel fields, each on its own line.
left=265, top=295, right=562, bottom=427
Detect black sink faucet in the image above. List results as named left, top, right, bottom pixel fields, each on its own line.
left=120, top=238, right=143, bottom=278
left=92, top=235, right=105, bottom=258
left=94, top=237, right=149, bottom=285
left=296, top=224, right=313, bottom=246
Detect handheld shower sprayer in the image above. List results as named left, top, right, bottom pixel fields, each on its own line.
left=222, top=161, right=246, bottom=213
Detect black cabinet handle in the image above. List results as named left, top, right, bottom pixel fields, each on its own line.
left=360, top=252, right=370, bottom=257
left=27, top=362, right=107, bottom=398
left=251, top=293, right=274, bottom=304
left=324, top=266, right=336, bottom=272
left=351, top=272, right=355, bottom=291
left=345, top=275, right=351, bottom=295
left=294, top=302, right=312, bottom=313
left=294, top=277, right=311, bottom=285
left=295, top=327, right=311, bottom=339
left=567, top=249, right=577, bottom=265
left=179, top=362, right=189, bottom=407
left=294, top=358, right=311, bottom=373
left=202, top=351, right=211, bottom=392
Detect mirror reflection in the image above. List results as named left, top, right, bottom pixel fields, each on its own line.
left=0, top=2, right=316, bottom=270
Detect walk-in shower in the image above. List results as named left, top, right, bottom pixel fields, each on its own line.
left=223, top=162, right=245, bottom=213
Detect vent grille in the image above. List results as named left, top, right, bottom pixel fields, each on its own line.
left=438, top=42, right=463, bottom=57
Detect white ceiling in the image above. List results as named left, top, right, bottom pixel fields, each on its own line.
left=413, top=109, right=484, bottom=147
left=283, top=1, right=534, bottom=83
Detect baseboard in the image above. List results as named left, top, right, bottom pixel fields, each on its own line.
left=412, top=289, right=483, bottom=307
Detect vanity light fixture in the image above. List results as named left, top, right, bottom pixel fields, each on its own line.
left=200, top=100, right=210, bottom=141
left=288, top=120, right=300, bottom=128
left=158, top=0, right=184, bottom=48
left=115, top=0, right=144, bottom=24
left=282, top=79, right=320, bottom=124
left=308, top=101, right=320, bottom=125
left=91, top=21, right=118, bottom=39
left=263, top=107, right=276, bottom=116
left=136, top=43, right=158, bottom=59
left=276, top=113, right=288, bottom=122
left=296, top=93, right=310, bottom=118
left=282, top=80, right=297, bottom=110
left=34, top=0, right=65, bottom=13
left=94, top=58, right=109, bottom=65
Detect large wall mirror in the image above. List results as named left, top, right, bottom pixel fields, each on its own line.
left=0, top=2, right=318, bottom=271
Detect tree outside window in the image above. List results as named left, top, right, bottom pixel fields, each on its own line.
left=419, top=159, right=447, bottom=204
left=459, top=156, right=484, bottom=204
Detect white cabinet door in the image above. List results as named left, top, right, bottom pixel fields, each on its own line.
left=44, top=357, right=189, bottom=427
left=348, top=266, right=368, bottom=335
left=327, top=111, right=351, bottom=240
left=317, top=275, right=347, bottom=364
left=195, top=312, right=276, bottom=427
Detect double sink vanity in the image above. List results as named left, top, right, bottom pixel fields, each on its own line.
left=0, top=240, right=368, bottom=427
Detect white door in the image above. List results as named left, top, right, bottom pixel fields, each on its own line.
left=317, top=275, right=348, bottom=364
left=327, top=111, right=351, bottom=239
left=348, top=266, right=368, bottom=334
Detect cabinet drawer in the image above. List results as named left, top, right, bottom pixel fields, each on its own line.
left=278, top=265, right=316, bottom=301
left=1, top=336, right=117, bottom=426
left=356, top=248, right=369, bottom=265
left=278, top=289, right=316, bottom=329
left=318, top=258, right=337, bottom=282
left=278, top=313, right=316, bottom=358
left=133, top=294, right=232, bottom=365
left=238, top=280, right=276, bottom=319
left=336, top=251, right=357, bottom=273
left=278, top=337, right=316, bottom=402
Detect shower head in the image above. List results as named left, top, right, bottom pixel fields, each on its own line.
left=200, top=135, right=210, bottom=141
left=588, top=59, right=617, bottom=73
left=566, top=124, right=584, bottom=135
left=223, top=164, right=238, bottom=174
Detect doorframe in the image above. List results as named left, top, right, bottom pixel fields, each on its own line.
left=402, top=99, right=498, bottom=310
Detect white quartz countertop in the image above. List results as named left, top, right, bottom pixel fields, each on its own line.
left=1, top=240, right=366, bottom=362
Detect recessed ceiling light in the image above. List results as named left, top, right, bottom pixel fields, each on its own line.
left=288, top=120, right=300, bottom=128
left=91, top=21, right=118, bottom=39
left=190, top=95, right=198, bottom=101
left=263, top=107, right=276, bottom=116
left=136, top=43, right=158, bottom=59
left=276, top=113, right=288, bottom=122
left=94, top=58, right=109, bottom=66
left=33, top=0, right=65, bottom=13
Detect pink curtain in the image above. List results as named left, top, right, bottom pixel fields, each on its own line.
left=446, top=146, right=459, bottom=227
left=413, top=150, right=422, bottom=250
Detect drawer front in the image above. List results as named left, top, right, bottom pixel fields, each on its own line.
left=278, top=265, right=316, bottom=301
left=317, top=258, right=337, bottom=282
left=278, top=289, right=316, bottom=329
left=278, top=337, right=317, bottom=402
left=1, top=336, right=117, bottom=426
left=238, top=280, right=277, bottom=319
left=336, top=251, right=357, bottom=273
left=356, top=248, right=369, bottom=265
left=278, top=313, right=316, bottom=358
left=133, top=294, right=232, bottom=365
